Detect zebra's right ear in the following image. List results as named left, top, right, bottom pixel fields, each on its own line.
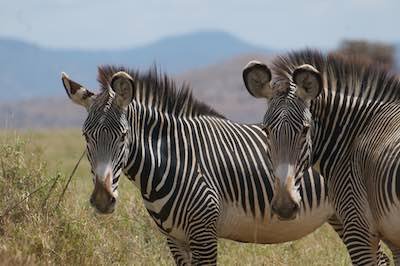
left=293, top=64, right=322, bottom=101
left=110, top=71, right=134, bottom=109
left=242, top=61, right=272, bottom=99
left=61, top=72, right=96, bottom=110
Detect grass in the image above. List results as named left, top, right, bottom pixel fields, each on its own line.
left=0, top=129, right=355, bottom=265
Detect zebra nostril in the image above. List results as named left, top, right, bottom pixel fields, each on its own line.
left=110, top=196, right=116, bottom=205
left=90, top=197, right=95, bottom=206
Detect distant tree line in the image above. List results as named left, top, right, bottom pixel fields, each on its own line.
left=332, top=40, right=396, bottom=70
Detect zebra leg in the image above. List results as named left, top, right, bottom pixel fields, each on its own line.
left=390, top=247, right=400, bottom=266
left=328, top=215, right=390, bottom=265
left=391, top=247, right=400, bottom=266
left=188, top=224, right=218, bottom=265
left=186, top=194, right=220, bottom=265
left=340, top=218, right=380, bottom=265
left=167, top=237, right=191, bottom=266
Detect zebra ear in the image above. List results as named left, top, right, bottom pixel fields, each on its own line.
left=110, top=71, right=134, bottom=109
left=293, top=64, right=322, bottom=101
left=242, top=61, right=272, bottom=99
left=61, top=72, right=96, bottom=110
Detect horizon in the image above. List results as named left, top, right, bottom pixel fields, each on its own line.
left=0, top=29, right=397, bottom=54
left=0, top=30, right=267, bottom=51
left=1, top=0, right=399, bottom=51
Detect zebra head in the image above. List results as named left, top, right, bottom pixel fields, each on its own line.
left=61, top=71, right=134, bottom=214
left=243, top=61, right=322, bottom=220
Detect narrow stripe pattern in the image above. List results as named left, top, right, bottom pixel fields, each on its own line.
left=78, top=66, right=337, bottom=265
left=261, top=50, right=400, bottom=265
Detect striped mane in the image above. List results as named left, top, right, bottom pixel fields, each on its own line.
left=97, top=65, right=224, bottom=118
left=272, top=49, right=400, bottom=103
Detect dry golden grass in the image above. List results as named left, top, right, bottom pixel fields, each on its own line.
left=0, top=129, right=358, bottom=265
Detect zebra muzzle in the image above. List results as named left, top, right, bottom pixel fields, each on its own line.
left=90, top=169, right=117, bottom=214
left=271, top=177, right=300, bottom=220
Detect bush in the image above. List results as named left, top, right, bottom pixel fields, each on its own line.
left=0, top=133, right=170, bottom=265
left=0, top=136, right=62, bottom=264
left=334, top=40, right=396, bottom=69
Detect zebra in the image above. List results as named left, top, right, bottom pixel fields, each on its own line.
left=242, top=50, right=400, bottom=265
left=62, top=65, right=358, bottom=265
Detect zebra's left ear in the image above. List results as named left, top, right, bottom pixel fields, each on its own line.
left=293, top=64, right=322, bottom=101
left=110, top=71, right=135, bottom=109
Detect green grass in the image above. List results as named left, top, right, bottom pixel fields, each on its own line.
left=0, top=129, right=355, bottom=265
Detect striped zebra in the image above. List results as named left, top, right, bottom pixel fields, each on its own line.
left=242, top=50, right=400, bottom=265
left=62, top=65, right=348, bottom=265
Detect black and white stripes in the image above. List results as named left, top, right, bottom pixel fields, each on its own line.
left=244, top=50, right=400, bottom=265
left=63, top=66, right=336, bottom=265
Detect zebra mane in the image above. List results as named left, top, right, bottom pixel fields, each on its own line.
left=96, top=65, right=224, bottom=118
left=272, top=49, right=400, bottom=102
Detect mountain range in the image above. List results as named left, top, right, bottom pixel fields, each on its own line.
left=1, top=31, right=399, bottom=128
left=0, top=54, right=271, bottom=128
left=0, top=31, right=268, bottom=101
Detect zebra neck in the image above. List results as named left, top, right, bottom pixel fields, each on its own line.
left=311, top=90, right=383, bottom=177
left=125, top=103, right=201, bottom=196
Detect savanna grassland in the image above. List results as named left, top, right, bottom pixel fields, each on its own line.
left=0, top=129, right=357, bottom=265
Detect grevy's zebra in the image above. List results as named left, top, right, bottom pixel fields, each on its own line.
left=242, top=50, right=400, bottom=265
left=63, top=66, right=341, bottom=265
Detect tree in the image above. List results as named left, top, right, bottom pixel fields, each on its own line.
left=333, top=40, right=395, bottom=69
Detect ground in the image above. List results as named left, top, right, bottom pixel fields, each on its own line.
left=0, top=129, right=361, bottom=265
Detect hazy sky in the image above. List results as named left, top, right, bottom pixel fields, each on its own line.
left=0, top=0, right=399, bottom=50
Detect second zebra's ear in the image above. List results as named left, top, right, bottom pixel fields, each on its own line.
left=293, top=64, right=322, bottom=101
left=242, top=61, right=273, bottom=99
left=110, top=71, right=135, bottom=109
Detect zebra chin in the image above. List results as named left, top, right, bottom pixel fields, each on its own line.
left=271, top=202, right=299, bottom=220
left=89, top=185, right=117, bottom=214
left=90, top=193, right=117, bottom=214
left=271, top=177, right=300, bottom=220
left=90, top=172, right=118, bottom=214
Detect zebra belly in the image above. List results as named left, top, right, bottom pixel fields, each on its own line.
left=216, top=203, right=333, bottom=244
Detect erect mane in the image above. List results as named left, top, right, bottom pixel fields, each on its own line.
left=272, top=49, right=400, bottom=102
left=97, top=65, right=224, bottom=118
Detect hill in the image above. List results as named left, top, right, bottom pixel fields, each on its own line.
left=177, top=53, right=272, bottom=122
left=0, top=54, right=272, bottom=128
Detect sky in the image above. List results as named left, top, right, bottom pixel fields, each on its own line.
left=0, top=0, right=399, bottom=50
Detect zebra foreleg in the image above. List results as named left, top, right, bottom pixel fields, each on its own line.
left=390, top=247, right=400, bottom=266
left=188, top=224, right=218, bottom=266
left=167, top=237, right=191, bottom=266
left=340, top=218, right=381, bottom=266
left=384, top=240, right=400, bottom=266
left=186, top=196, right=220, bottom=265
left=328, top=215, right=390, bottom=265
